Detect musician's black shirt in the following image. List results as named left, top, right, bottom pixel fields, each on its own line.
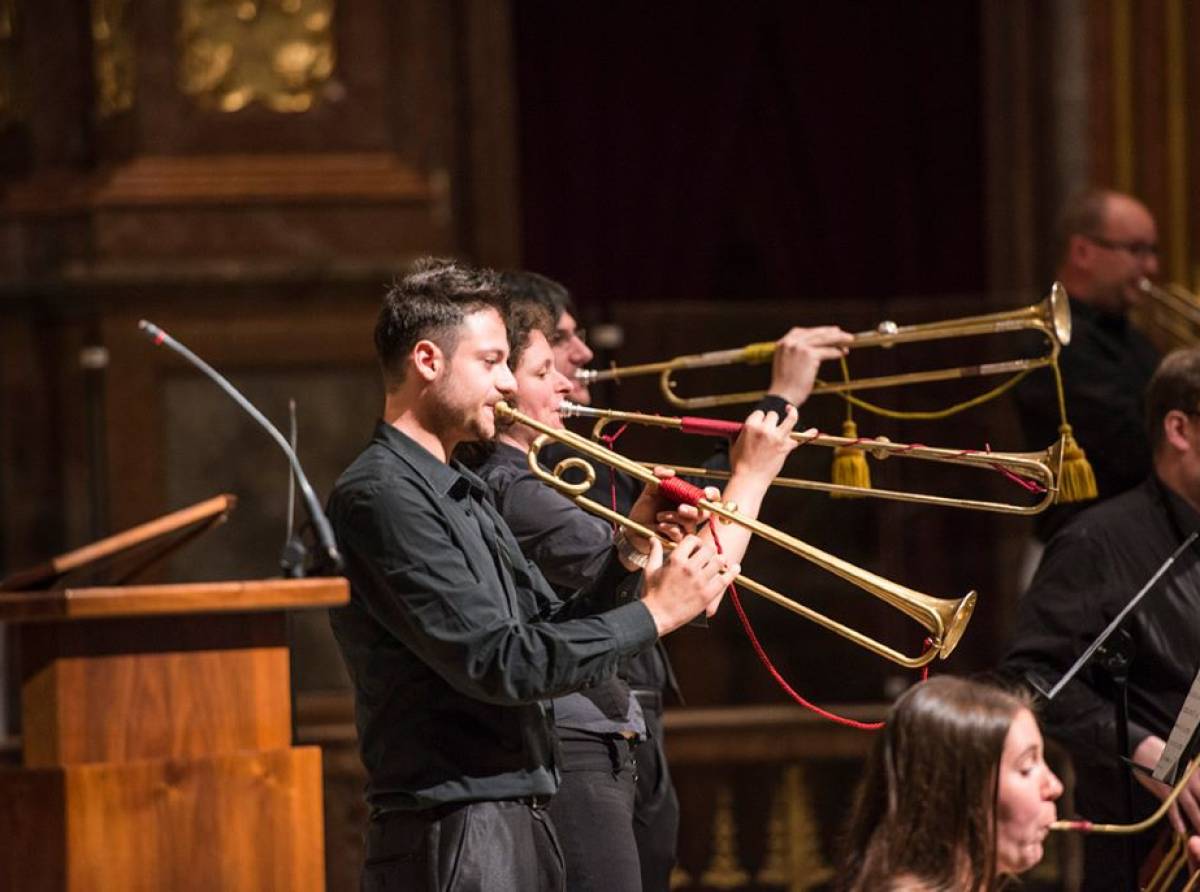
left=1003, top=476, right=1200, bottom=816
left=328, top=421, right=654, bottom=813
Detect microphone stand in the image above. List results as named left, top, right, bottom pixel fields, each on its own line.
left=137, top=320, right=343, bottom=576
left=1027, top=530, right=1199, bottom=889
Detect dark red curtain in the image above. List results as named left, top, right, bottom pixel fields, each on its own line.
left=514, top=1, right=984, bottom=304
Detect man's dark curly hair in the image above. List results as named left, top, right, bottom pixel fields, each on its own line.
left=375, top=257, right=507, bottom=387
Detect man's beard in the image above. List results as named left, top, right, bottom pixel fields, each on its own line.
left=428, top=376, right=495, bottom=443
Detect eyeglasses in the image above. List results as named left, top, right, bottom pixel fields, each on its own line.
left=1084, top=235, right=1159, bottom=260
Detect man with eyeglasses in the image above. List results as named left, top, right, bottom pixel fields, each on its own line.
left=1015, top=187, right=1162, bottom=542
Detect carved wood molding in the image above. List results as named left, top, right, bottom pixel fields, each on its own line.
left=90, top=153, right=441, bottom=207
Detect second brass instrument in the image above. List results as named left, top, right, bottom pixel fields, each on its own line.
left=577, top=283, right=1071, bottom=410
left=494, top=400, right=977, bottom=668
left=560, top=402, right=1062, bottom=515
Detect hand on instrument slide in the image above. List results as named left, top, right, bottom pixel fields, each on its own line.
left=768, top=326, right=852, bottom=407
left=1133, top=736, right=1200, bottom=836
left=627, top=467, right=718, bottom=551
left=641, top=535, right=739, bottom=636
left=729, top=404, right=800, bottom=485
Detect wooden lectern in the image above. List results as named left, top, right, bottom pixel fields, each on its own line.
left=0, top=495, right=349, bottom=891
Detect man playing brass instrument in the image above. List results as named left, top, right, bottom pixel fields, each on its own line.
left=328, top=259, right=738, bottom=891
left=499, top=270, right=851, bottom=890
left=460, top=283, right=809, bottom=891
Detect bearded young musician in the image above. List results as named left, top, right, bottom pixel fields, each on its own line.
left=327, top=259, right=738, bottom=891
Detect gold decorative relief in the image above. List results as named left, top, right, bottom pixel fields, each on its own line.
left=668, top=865, right=693, bottom=889
left=755, top=766, right=834, bottom=890
left=0, top=0, right=19, bottom=125
left=179, top=0, right=335, bottom=113
left=700, top=783, right=750, bottom=889
left=92, top=0, right=135, bottom=118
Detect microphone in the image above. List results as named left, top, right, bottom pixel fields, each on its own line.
left=137, top=319, right=343, bottom=574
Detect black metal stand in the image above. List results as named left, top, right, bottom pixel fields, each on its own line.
left=1097, top=626, right=1139, bottom=890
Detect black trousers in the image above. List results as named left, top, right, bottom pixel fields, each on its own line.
left=548, top=730, right=640, bottom=891
left=632, top=692, right=679, bottom=892
left=362, top=800, right=564, bottom=892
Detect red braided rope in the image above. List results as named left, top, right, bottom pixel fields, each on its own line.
left=650, top=478, right=933, bottom=730
left=599, top=423, right=630, bottom=526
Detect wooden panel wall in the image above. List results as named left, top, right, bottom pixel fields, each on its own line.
left=0, top=0, right=520, bottom=575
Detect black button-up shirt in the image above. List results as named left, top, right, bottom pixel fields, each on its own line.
left=472, top=441, right=646, bottom=737
left=328, top=422, right=657, bottom=813
left=1002, top=476, right=1200, bottom=822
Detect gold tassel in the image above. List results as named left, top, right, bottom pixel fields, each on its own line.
left=1056, top=425, right=1098, bottom=503
left=831, top=419, right=870, bottom=497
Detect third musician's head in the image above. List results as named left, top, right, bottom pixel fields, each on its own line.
left=494, top=293, right=574, bottom=447
left=375, top=258, right=515, bottom=444
left=499, top=270, right=594, bottom=405
left=838, top=676, right=1062, bottom=891
left=1056, top=188, right=1159, bottom=315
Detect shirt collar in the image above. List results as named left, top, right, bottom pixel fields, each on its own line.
left=372, top=421, right=488, bottom=499
left=1154, top=474, right=1200, bottom=539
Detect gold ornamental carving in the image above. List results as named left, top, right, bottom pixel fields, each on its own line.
left=179, top=0, right=336, bottom=113
left=92, top=0, right=135, bottom=118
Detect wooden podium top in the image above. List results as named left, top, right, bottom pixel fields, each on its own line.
left=0, top=576, right=348, bottom=623
left=0, top=493, right=349, bottom=622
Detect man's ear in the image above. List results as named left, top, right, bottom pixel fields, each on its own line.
left=1068, top=233, right=1092, bottom=267
left=412, top=339, right=443, bottom=383
left=1162, top=410, right=1192, bottom=453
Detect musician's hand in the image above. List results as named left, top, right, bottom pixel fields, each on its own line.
left=1133, top=736, right=1200, bottom=835
left=767, top=326, right=852, bottom=407
left=641, top=535, right=739, bottom=636
left=730, top=405, right=800, bottom=485
left=1188, top=835, right=1200, bottom=873
left=628, top=469, right=717, bottom=550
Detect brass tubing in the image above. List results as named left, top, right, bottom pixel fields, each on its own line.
left=659, top=284, right=1070, bottom=409
left=560, top=402, right=1061, bottom=515
left=497, top=400, right=978, bottom=667
left=1052, top=752, right=1200, bottom=835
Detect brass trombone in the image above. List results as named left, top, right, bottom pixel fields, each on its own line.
left=1137, top=277, right=1200, bottom=349
left=1053, top=751, right=1200, bottom=890
left=577, top=283, right=1072, bottom=410
left=559, top=402, right=1062, bottom=515
left=494, top=400, right=977, bottom=668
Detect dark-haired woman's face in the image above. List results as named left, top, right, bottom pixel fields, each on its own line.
left=995, top=708, right=1063, bottom=875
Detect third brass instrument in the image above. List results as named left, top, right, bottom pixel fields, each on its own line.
left=494, top=400, right=977, bottom=668
left=577, top=283, right=1071, bottom=410
left=1137, top=277, right=1200, bottom=349
left=560, top=402, right=1062, bottom=515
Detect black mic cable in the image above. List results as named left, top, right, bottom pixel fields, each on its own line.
left=137, top=319, right=343, bottom=574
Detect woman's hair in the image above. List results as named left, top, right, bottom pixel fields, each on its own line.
left=836, top=676, right=1030, bottom=892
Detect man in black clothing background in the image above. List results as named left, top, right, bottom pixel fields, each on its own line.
left=1014, top=188, right=1161, bottom=542
left=328, top=259, right=738, bottom=891
left=1004, top=347, right=1200, bottom=890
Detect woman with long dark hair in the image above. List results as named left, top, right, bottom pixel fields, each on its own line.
left=837, top=676, right=1063, bottom=891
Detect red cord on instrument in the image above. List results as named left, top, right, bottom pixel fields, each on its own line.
left=599, top=423, right=630, bottom=525
left=652, top=475, right=931, bottom=731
